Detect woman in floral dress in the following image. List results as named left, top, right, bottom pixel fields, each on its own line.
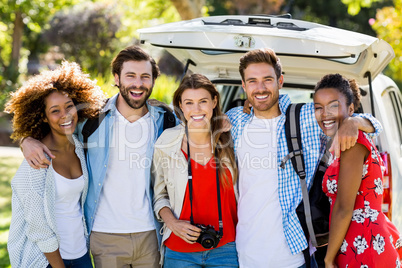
left=313, top=73, right=402, bottom=268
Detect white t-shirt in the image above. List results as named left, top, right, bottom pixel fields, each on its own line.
left=236, top=115, right=305, bottom=268
left=54, top=171, right=87, bottom=260
left=92, top=110, right=155, bottom=233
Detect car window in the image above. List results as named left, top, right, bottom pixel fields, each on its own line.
left=281, top=87, right=314, bottom=103
left=381, top=88, right=402, bottom=147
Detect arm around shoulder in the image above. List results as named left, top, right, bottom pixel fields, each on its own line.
left=20, top=137, right=55, bottom=169
left=353, top=113, right=383, bottom=137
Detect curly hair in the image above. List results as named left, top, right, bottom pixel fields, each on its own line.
left=5, top=61, right=106, bottom=141
left=314, top=73, right=361, bottom=111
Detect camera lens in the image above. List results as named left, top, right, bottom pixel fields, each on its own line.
left=200, top=236, right=215, bottom=249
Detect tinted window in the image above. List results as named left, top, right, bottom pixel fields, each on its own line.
left=382, top=89, right=402, bottom=146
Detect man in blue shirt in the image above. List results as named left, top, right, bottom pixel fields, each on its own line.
left=227, top=48, right=382, bottom=268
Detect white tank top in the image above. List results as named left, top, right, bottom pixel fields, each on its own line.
left=54, top=171, right=87, bottom=259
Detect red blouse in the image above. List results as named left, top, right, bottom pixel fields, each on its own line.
left=164, top=150, right=238, bottom=252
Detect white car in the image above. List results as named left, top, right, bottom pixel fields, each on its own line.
left=139, top=15, right=402, bottom=231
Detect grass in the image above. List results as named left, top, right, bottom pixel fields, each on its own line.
left=0, top=155, right=23, bottom=268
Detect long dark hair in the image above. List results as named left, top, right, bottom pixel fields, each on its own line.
left=173, top=74, right=237, bottom=187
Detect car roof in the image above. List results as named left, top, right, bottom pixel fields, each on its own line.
left=138, top=15, right=394, bottom=86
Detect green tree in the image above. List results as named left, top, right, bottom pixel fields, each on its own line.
left=43, top=2, right=121, bottom=77
left=341, top=0, right=383, bottom=15
left=371, top=0, right=402, bottom=83
left=0, top=0, right=80, bottom=81
left=0, top=0, right=80, bottom=110
left=287, top=0, right=393, bottom=36
left=207, top=0, right=284, bottom=15
left=333, top=0, right=402, bottom=84
left=170, top=0, right=205, bottom=19
left=115, top=0, right=181, bottom=44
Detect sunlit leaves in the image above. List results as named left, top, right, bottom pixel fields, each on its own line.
left=341, top=0, right=382, bottom=15
left=371, top=0, right=402, bottom=81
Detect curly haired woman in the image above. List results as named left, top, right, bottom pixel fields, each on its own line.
left=5, top=61, right=104, bottom=268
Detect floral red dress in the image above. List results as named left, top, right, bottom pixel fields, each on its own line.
left=323, top=131, right=402, bottom=268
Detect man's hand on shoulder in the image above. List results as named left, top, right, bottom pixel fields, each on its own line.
left=21, top=137, right=55, bottom=169
left=329, top=116, right=375, bottom=157
left=243, top=99, right=252, bottom=114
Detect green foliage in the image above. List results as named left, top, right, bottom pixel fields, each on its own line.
left=0, top=0, right=81, bottom=26
left=0, top=156, right=23, bottom=268
left=0, top=81, right=16, bottom=113
left=150, top=74, right=180, bottom=104
left=341, top=0, right=382, bottom=15
left=0, top=0, right=82, bottom=70
left=0, top=0, right=82, bottom=110
left=290, top=0, right=393, bottom=36
left=372, top=0, right=402, bottom=83
left=115, top=0, right=181, bottom=44
left=94, top=73, right=119, bottom=98
left=43, top=2, right=121, bottom=77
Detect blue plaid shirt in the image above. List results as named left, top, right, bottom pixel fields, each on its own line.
left=226, top=94, right=382, bottom=255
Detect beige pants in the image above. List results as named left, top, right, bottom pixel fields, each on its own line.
left=90, top=230, right=160, bottom=268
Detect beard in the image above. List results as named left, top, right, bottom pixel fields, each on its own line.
left=249, top=91, right=279, bottom=114
left=119, top=83, right=153, bottom=110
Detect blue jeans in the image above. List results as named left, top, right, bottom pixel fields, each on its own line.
left=47, top=251, right=93, bottom=268
left=164, top=242, right=239, bottom=268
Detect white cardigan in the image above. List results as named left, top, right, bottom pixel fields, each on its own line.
left=151, top=124, right=238, bottom=263
left=7, top=135, right=89, bottom=268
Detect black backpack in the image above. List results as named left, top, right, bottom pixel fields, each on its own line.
left=280, top=103, right=331, bottom=268
left=81, top=100, right=176, bottom=156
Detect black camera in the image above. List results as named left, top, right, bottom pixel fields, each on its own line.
left=195, top=224, right=222, bottom=249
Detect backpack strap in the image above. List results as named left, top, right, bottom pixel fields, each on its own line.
left=82, top=101, right=176, bottom=156
left=162, top=105, right=176, bottom=131
left=281, top=103, right=319, bottom=248
left=82, top=99, right=110, bottom=157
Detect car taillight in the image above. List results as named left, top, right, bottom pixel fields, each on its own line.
left=380, top=152, right=392, bottom=220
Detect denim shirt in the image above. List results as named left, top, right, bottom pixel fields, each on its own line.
left=76, top=93, right=171, bottom=246
left=226, top=94, right=383, bottom=255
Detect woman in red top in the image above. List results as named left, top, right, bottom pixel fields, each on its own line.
left=152, top=74, right=238, bottom=267
left=314, top=73, right=402, bottom=268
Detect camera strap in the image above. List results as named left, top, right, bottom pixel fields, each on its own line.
left=185, top=126, right=223, bottom=237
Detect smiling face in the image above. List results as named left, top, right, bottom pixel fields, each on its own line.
left=242, top=62, right=283, bottom=119
left=115, top=60, right=154, bottom=110
left=179, top=88, right=217, bottom=130
left=44, top=91, right=78, bottom=137
left=314, top=87, right=354, bottom=137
